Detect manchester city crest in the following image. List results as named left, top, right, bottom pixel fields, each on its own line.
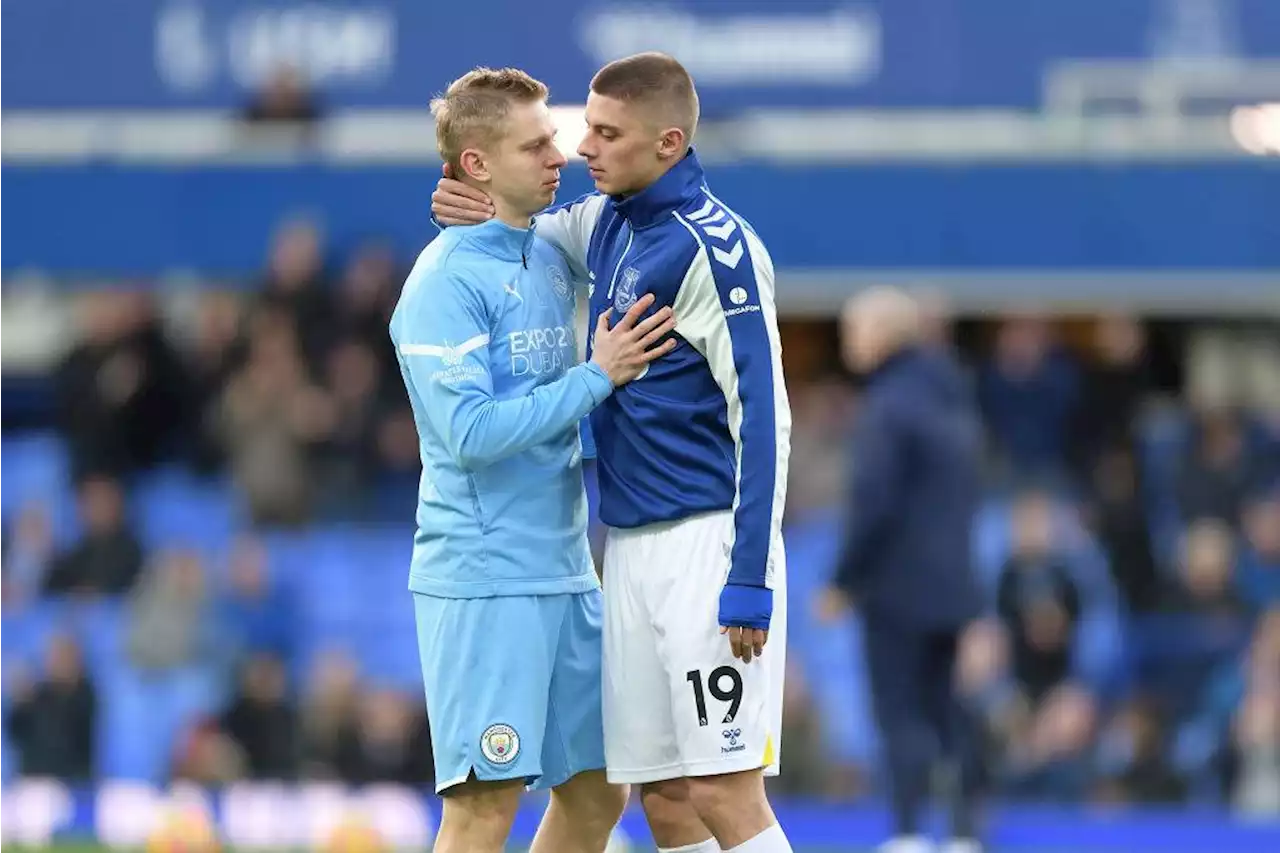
left=546, top=264, right=572, bottom=302
left=614, top=266, right=641, bottom=311
left=480, top=723, right=520, bottom=764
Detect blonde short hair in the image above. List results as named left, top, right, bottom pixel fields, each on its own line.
left=430, top=67, right=549, bottom=173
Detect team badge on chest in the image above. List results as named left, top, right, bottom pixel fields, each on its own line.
left=614, top=266, right=641, bottom=311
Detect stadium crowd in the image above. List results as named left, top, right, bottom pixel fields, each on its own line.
left=3, top=220, right=1279, bottom=816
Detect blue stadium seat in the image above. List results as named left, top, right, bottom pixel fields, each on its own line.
left=98, top=664, right=223, bottom=782
left=0, top=432, right=79, bottom=545
left=132, top=467, right=244, bottom=557
left=1, top=433, right=70, bottom=517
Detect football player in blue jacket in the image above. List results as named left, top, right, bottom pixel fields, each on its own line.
left=394, top=66, right=676, bottom=853
left=433, top=53, right=795, bottom=853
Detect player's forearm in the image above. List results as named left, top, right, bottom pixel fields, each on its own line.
left=450, top=363, right=613, bottom=469
left=725, top=393, right=785, bottom=590
left=719, top=431, right=784, bottom=630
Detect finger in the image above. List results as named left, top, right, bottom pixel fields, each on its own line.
left=643, top=338, right=679, bottom=359
left=740, top=629, right=754, bottom=664
left=442, top=162, right=453, bottom=178
left=595, top=310, right=613, bottom=339
left=727, top=626, right=743, bottom=662
left=637, top=321, right=674, bottom=350
left=615, top=293, right=656, bottom=330
left=439, top=185, right=495, bottom=213
left=637, top=314, right=678, bottom=349
left=752, top=629, right=767, bottom=658
left=435, top=204, right=490, bottom=225
left=632, top=306, right=674, bottom=339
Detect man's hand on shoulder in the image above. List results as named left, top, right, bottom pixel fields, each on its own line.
left=432, top=163, right=495, bottom=226
left=719, top=583, right=771, bottom=664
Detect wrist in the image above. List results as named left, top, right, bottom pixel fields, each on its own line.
left=581, top=362, right=615, bottom=402
left=718, top=583, right=773, bottom=631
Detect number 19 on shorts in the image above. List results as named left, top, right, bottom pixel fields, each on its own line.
left=685, top=666, right=744, bottom=726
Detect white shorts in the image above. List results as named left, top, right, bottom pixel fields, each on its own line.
left=602, top=510, right=786, bottom=784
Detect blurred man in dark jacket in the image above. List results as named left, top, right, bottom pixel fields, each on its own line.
left=822, top=287, right=987, bottom=853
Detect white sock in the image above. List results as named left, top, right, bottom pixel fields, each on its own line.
left=659, top=839, right=720, bottom=853
left=724, top=823, right=793, bottom=853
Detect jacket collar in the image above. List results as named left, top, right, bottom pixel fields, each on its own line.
left=611, top=148, right=706, bottom=230
left=459, top=217, right=536, bottom=264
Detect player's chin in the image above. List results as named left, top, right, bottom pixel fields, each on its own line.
left=536, top=183, right=559, bottom=205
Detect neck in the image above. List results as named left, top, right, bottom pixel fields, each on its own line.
left=622, top=156, right=683, bottom=198
left=491, top=195, right=533, bottom=229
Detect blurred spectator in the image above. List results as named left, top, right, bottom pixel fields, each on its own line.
left=1085, top=447, right=1161, bottom=612
left=988, top=493, right=1101, bottom=800
left=1236, top=492, right=1280, bottom=611
left=997, top=491, right=1083, bottom=704
left=299, top=651, right=361, bottom=779
left=242, top=66, right=322, bottom=126
left=183, top=291, right=247, bottom=475
left=43, top=474, right=143, bottom=597
left=55, top=292, right=186, bottom=478
left=172, top=718, right=245, bottom=785
left=1176, top=408, right=1257, bottom=526
left=217, top=309, right=334, bottom=526
left=2, top=501, right=56, bottom=606
left=333, top=689, right=433, bottom=786
left=335, top=241, right=399, bottom=369
left=1072, top=316, right=1150, bottom=472
left=125, top=550, right=219, bottom=672
left=375, top=407, right=426, bottom=482
left=315, top=338, right=386, bottom=514
left=785, top=376, right=853, bottom=521
left=1094, top=698, right=1186, bottom=804
left=258, top=219, right=334, bottom=372
left=4, top=634, right=96, bottom=780
left=1166, top=519, right=1245, bottom=617
left=1004, top=684, right=1099, bottom=801
left=219, top=653, right=299, bottom=780
left=219, top=536, right=295, bottom=664
left=979, top=318, right=1080, bottom=482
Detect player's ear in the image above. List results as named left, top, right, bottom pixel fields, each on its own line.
left=656, top=127, right=686, bottom=161
left=458, top=148, right=491, bottom=183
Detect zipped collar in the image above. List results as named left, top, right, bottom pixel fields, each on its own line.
left=459, top=217, right=537, bottom=267
left=610, top=148, right=706, bottom=230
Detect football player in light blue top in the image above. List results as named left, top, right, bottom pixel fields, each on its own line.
left=390, top=67, right=676, bottom=853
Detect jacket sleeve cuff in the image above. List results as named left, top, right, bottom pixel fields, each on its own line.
left=718, top=583, right=773, bottom=631
left=580, top=362, right=615, bottom=404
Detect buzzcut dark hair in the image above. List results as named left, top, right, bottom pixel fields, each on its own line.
left=589, top=52, right=699, bottom=141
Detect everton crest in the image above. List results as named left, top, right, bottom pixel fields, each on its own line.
left=614, top=266, right=641, bottom=311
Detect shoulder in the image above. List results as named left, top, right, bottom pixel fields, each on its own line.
left=673, top=192, right=766, bottom=247
left=395, top=242, right=491, bottom=321
left=670, top=192, right=771, bottom=282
